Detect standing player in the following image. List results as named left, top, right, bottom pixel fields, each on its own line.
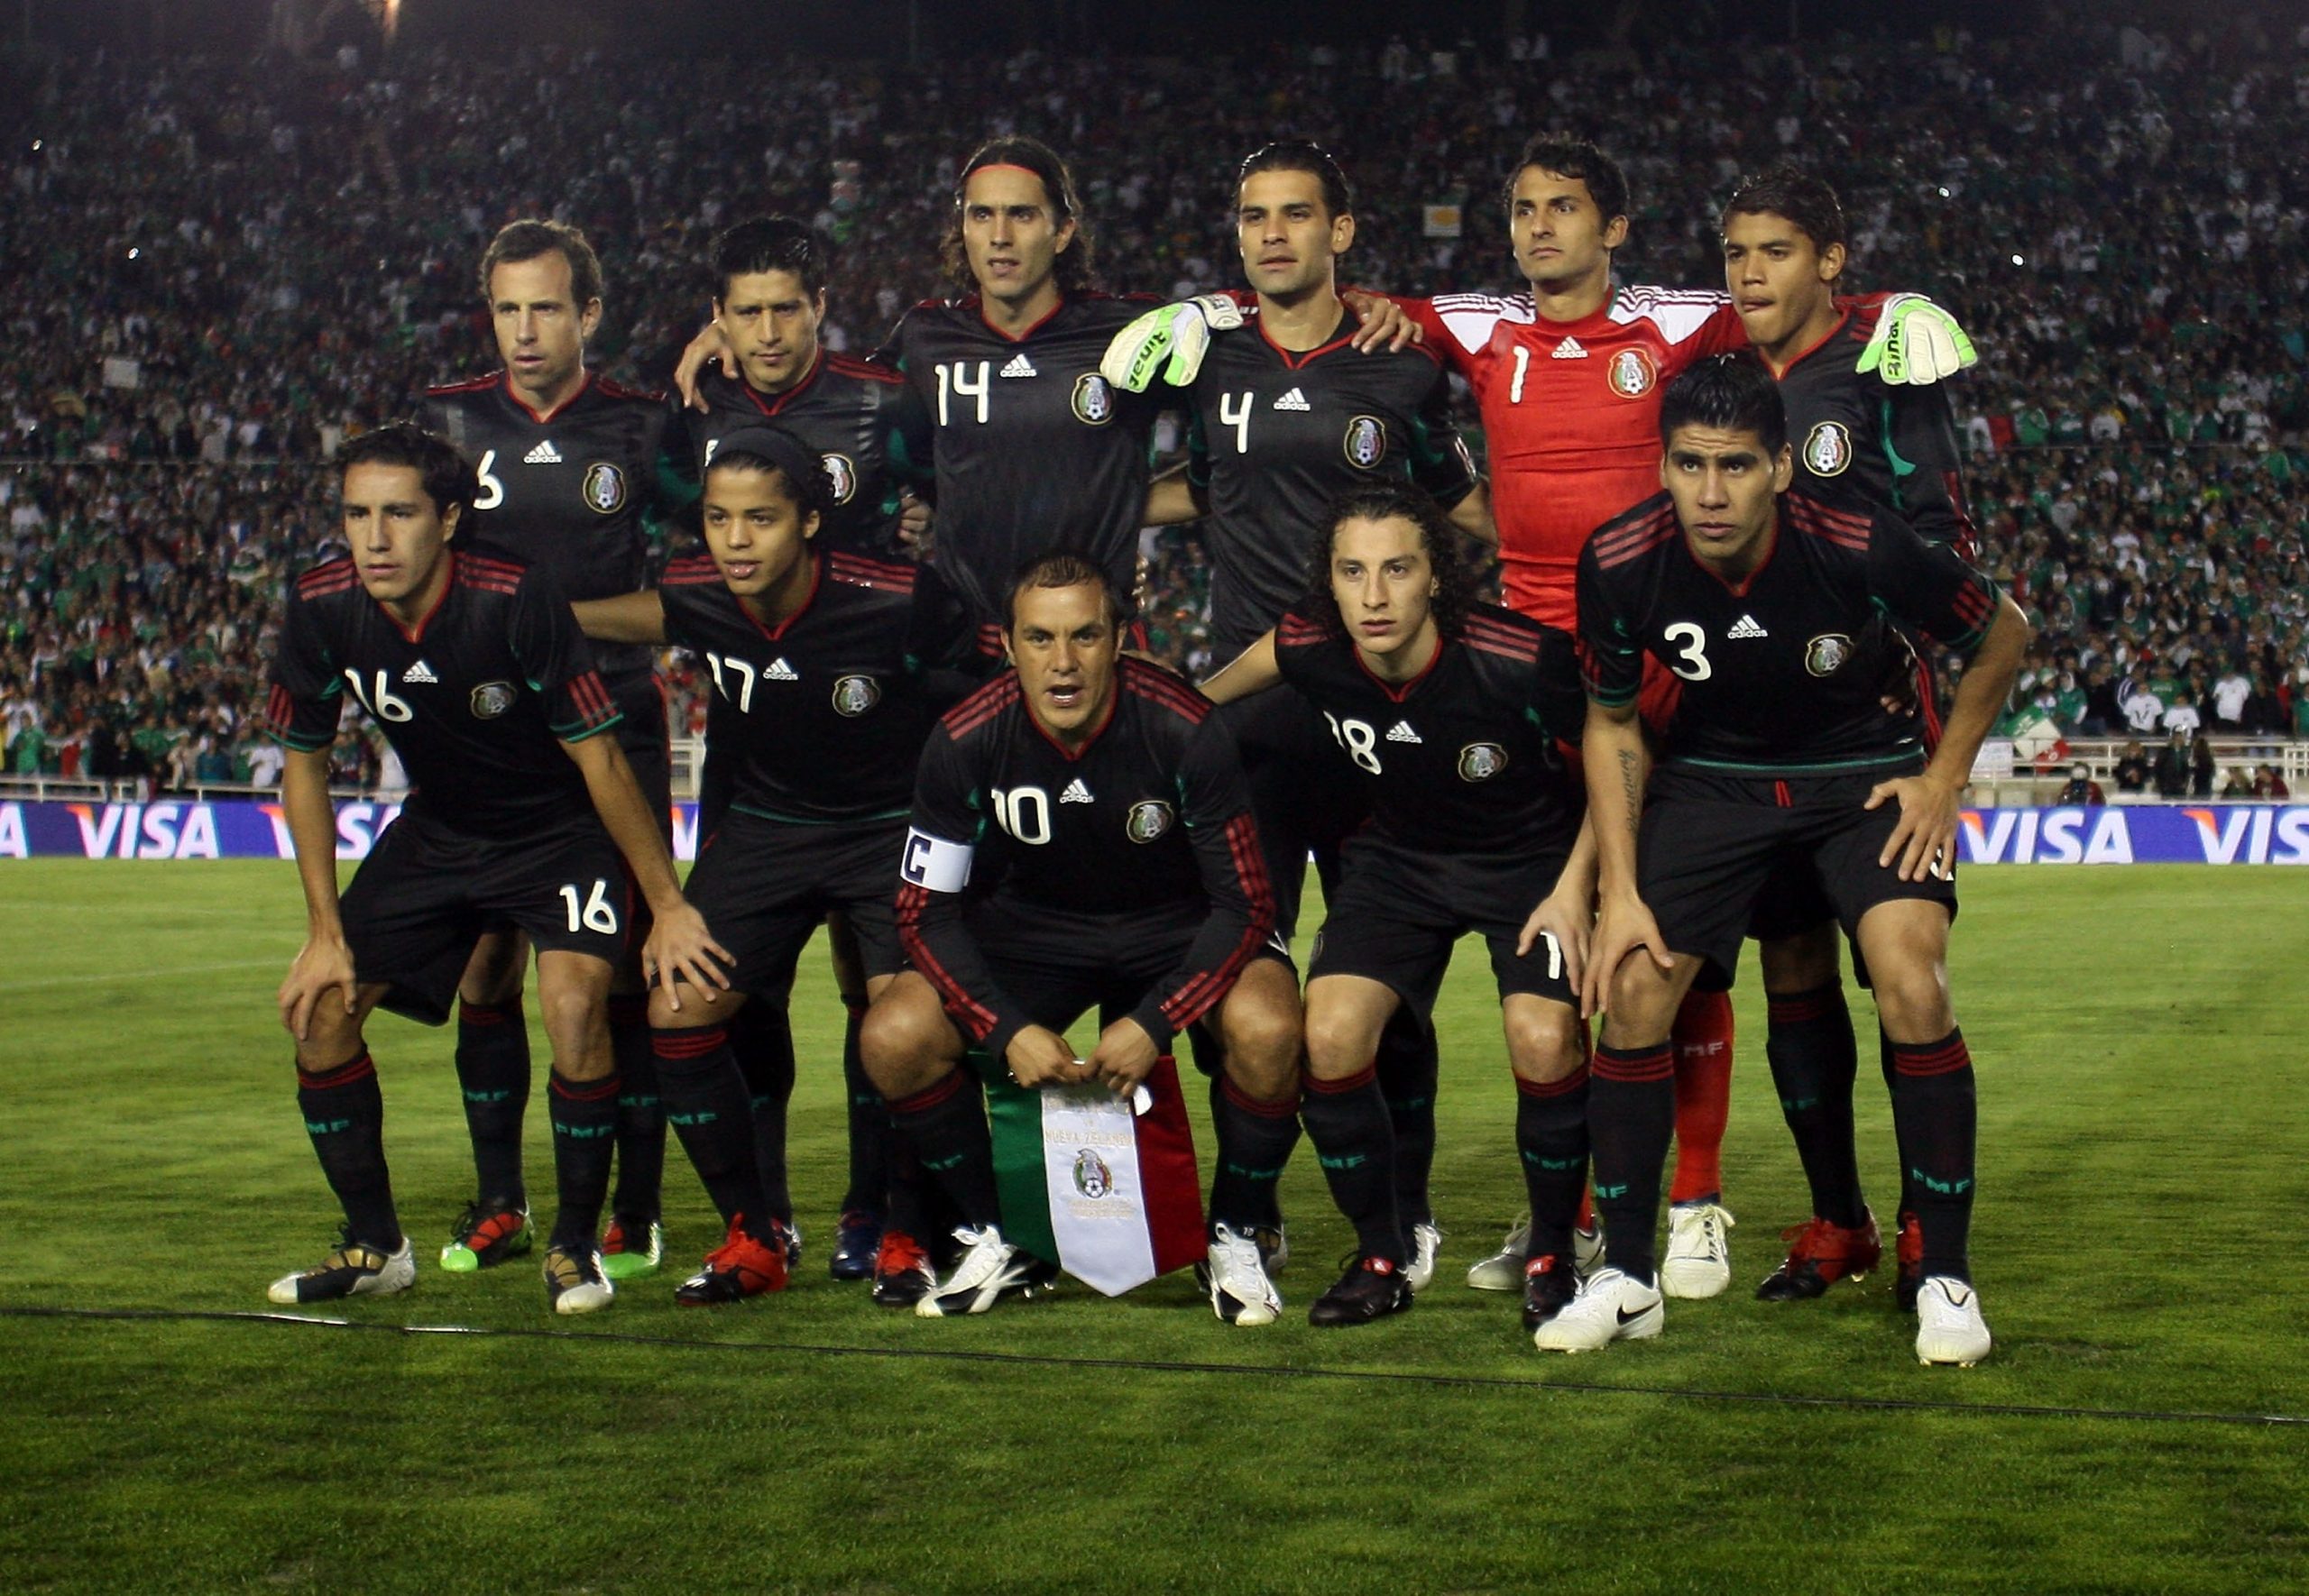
left=264, top=426, right=724, bottom=1314
left=417, top=220, right=685, bottom=1283
left=1551, top=354, right=2026, bottom=1364
left=860, top=555, right=1304, bottom=1325
left=1200, top=484, right=1595, bottom=1329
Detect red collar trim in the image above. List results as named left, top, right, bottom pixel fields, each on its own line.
left=1028, top=679, right=1117, bottom=761
left=742, top=348, right=824, bottom=413
left=980, top=295, right=1066, bottom=344
left=1688, top=515, right=1780, bottom=598
left=501, top=369, right=592, bottom=425
left=741, top=553, right=823, bottom=641
left=1353, top=628, right=1445, bottom=702
left=1762, top=308, right=1850, bottom=381
left=382, top=550, right=456, bottom=644
left=1257, top=307, right=1357, bottom=369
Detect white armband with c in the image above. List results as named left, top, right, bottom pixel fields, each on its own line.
left=900, top=828, right=973, bottom=893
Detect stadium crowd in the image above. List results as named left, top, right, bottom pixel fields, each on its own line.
left=5, top=12, right=2309, bottom=782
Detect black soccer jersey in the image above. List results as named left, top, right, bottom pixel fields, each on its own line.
left=1274, top=599, right=1584, bottom=857
left=417, top=371, right=682, bottom=676
left=682, top=353, right=934, bottom=558
left=895, top=656, right=1274, bottom=1055
left=265, top=545, right=621, bottom=840
left=1191, top=311, right=1478, bottom=656
left=1774, top=305, right=1980, bottom=560
left=659, top=549, right=972, bottom=826
left=1576, top=491, right=2001, bottom=775
left=881, top=293, right=1164, bottom=637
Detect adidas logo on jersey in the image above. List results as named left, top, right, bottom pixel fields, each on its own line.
left=1385, top=720, right=1422, bottom=744
left=1000, top=353, right=1037, bottom=378
left=1060, top=778, right=1095, bottom=804
left=1552, top=337, right=1587, bottom=359
left=401, top=660, right=438, bottom=684
left=764, top=657, right=800, bottom=681
left=1274, top=388, right=1312, bottom=411
left=523, top=439, right=562, bottom=464
left=1727, top=615, right=1770, bottom=639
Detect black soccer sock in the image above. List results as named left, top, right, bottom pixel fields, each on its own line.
left=1375, top=1013, right=1439, bottom=1229
left=885, top=1069, right=1000, bottom=1232
left=454, top=999, right=529, bottom=1209
left=839, top=995, right=892, bottom=1217
left=547, top=1070, right=621, bottom=1252
left=1890, top=1032, right=1978, bottom=1282
left=1515, top=1063, right=1589, bottom=1261
left=1765, top=984, right=1868, bottom=1229
left=733, top=1001, right=797, bottom=1225
left=652, top=1025, right=779, bottom=1247
left=607, top=995, right=665, bottom=1225
left=297, top=1050, right=400, bottom=1251
left=1299, top=1067, right=1403, bottom=1263
left=1209, top=1076, right=1301, bottom=1234
left=1588, top=1042, right=1676, bottom=1282
left=882, top=1130, right=934, bottom=1245
left=1881, top=1025, right=1918, bottom=1226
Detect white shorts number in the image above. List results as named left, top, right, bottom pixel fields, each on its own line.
left=557, top=879, right=620, bottom=935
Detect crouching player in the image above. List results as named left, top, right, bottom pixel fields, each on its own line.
left=1203, top=484, right=1595, bottom=1329
left=572, top=425, right=973, bottom=1303
left=265, top=425, right=726, bottom=1314
left=1556, top=354, right=2027, bottom=1363
left=862, top=555, right=1304, bottom=1323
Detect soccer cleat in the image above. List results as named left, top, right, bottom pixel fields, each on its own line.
left=1307, top=1255, right=1412, bottom=1327
left=1532, top=1266, right=1663, bottom=1353
left=543, top=1242, right=615, bottom=1316
left=674, top=1218, right=790, bottom=1306
left=1466, top=1213, right=1531, bottom=1291
left=1198, top=1223, right=1282, bottom=1327
left=1573, top=1221, right=1605, bottom=1279
left=916, top=1224, right=1037, bottom=1318
left=599, top=1215, right=664, bottom=1281
left=869, top=1228, right=937, bottom=1310
left=268, top=1234, right=415, bottom=1306
left=1755, top=1213, right=1883, bottom=1302
left=1250, top=1222, right=1289, bottom=1276
left=1914, top=1277, right=1992, bottom=1366
left=1404, top=1221, right=1444, bottom=1295
left=1520, top=1254, right=1578, bottom=1331
left=1894, top=1210, right=1924, bottom=1312
left=1660, top=1201, right=1734, bottom=1299
left=438, top=1199, right=532, bottom=1273
left=829, top=1208, right=883, bottom=1281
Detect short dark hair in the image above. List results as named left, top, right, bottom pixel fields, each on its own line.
left=479, top=218, right=605, bottom=309
left=941, top=136, right=1099, bottom=294
left=1723, top=162, right=1848, bottom=255
left=1004, top=552, right=1123, bottom=631
left=1238, top=138, right=1353, bottom=218
left=337, top=424, right=479, bottom=518
left=1503, top=134, right=1629, bottom=224
left=1658, top=352, right=1789, bottom=458
left=1306, top=482, right=1475, bottom=638
left=704, top=425, right=833, bottom=523
left=710, top=216, right=830, bottom=303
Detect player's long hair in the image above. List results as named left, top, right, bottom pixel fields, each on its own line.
left=338, top=424, right=479, bottom=518
left=1306, top=483, right=1476, bottom=638
left=939, top=136, right=1099, bottom=296
left=1722, top=163, right=1848, bottom=258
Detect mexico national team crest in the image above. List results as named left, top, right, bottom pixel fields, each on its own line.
left=1342, top=415, right=1389, bottom=470
left=1606, top=348, right=1656, bottom=399
left=1457, top=742, right=1509, bottom=782
left=1803, top=420, right=1854, bottom=477
left=469, top=681, right=517, bottom=719
left=1072, top=372, right=1116, bottom=426
left=820, top=452, right=858, bottom=505
left=1125, top=800, right=1174, bottom=843
left=581, top=462, right=627, bottom=515
left=1805, top=633, right=1854, bottom=677
left=830, top=674, right=881, bottom=716
left=1072, top=1148, right=1114, bottom=1199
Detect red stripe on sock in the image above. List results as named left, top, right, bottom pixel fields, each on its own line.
left=1892, top=1037, right=1973, bottom=1078
left=888, top=1069, right=969, bottom=1115
left=1222, top=1077, right=1300, bottom=1117
left=1516, top=1064, right=1590, bottom=1098
left=298, top=1050, right=374, bottom=1090
left=652, top=1027, right=730, bottom=1059
left=1303, top=1066, right=1376, bottom=1096
left=550, top=1072, right=623, bottom=1104
left=458, top=1002, right=520, bottom=1027
left=1592, top=1045, right=1673, bottom=1083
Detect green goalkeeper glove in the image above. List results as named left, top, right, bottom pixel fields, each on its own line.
left=1099, top=295, right=1245, bottom=392
left=1855, top=293, right=1979, bottom=385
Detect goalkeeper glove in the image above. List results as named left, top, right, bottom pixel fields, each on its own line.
left=1855, top=293, right=1979, bottom=385
left=1099, top=295, right=1244, bottom=392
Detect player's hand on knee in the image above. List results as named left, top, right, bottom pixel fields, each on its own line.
left=642, top=903, right=733, bottom=1009
left=1088, top=1016, right=1161, bottom=1098
left=1343, top=289, right=1421, bottom=353
left=1517, top=890, right=1589, bottom=998
left=280, top=935, right=358, bottom=1041
left=673, top=322, right=738, bottom=411
left=1006, top=1025, right=1089, bottom=1089
left=1865, top=775, right=1960, bottom=882
left=1583, top=892, right=1672, bottom=1020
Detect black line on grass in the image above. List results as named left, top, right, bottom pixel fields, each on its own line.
left=6, top=1304, right=2302, bottom=1428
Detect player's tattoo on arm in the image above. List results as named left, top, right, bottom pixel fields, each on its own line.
left=1617, top=746, right=1643, bottom=833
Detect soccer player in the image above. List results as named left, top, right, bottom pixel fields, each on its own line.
left=416, top=220, right=685, bottom=1283
left=861, top=555, right=1302, bottom=1324
left=1201, top=484, right=1595, bottom=1329
left=264, top=426, right=725, bottom=1314
left=1550, top=353, right=2027, bottom=1364
left=571, top=425, right=972, bottom=1303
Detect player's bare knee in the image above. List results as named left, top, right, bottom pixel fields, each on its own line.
left=860, top=978, right=959, bottom=1097
left=1603, top=962, right=1679, bottom=1049
left=1505, top=1000, right=1583, bottom=1085
left=457, top=931, right=528, bottom=1006
left=647, top=983, right=740, bottom=1032
left=1219, top=986, right=1303, bottom=1087
left=1759, top=924, right=1841, bottom=993
left=1871, top=961, right=1954, bottom=1044
left=1302, top=1008, right=1379, bottom=1082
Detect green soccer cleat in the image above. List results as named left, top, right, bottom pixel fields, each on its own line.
left=599, top=1215, right=664, bottom=1280
left=438, top=1199, right=532, bottom=1273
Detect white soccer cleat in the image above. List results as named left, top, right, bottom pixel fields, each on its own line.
left=1914, top=1277, right=1993, bottom=1366
left=1201, top=1224, right=1282, bottom=1327
left=1573, top=1221, right=1605, bottom=1279
left=268, top=1235, right=415, bottom=1306
left=1661, top=1201, right=1734, bottom=1299
left=1404, top=1221, right=1443, bottom=1295
left=1532, top=1266, right=1664, bottom=1353
left=1465, top=1214, right=1532, bottom=1291
left=915, top=1224, right=1033, bottom=1318
left=543, top=1243, right=615, bottom=1316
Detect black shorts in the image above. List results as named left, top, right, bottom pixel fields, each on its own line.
left=1309, top=832, right=1578, bottom=1022
left=605, top=666, right=673, bottom=841
left=958, top=898, right=1278, bottom=1041
left=685, top=810, right=906, bottom=995
left=342, top=811, right=631, bottom=1025
left=1640, top=767, right=1957, bottom=987
left=1219, top=686, right=1370, bottom=944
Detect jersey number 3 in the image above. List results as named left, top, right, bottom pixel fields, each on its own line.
left=1662, top=622, right=1712, bottom=682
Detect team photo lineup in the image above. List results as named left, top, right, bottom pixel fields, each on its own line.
left=255, top=105, right=2026, bottom=1371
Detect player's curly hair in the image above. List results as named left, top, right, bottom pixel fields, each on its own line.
left=1502, top=134, right=1629, bottom=223
left=939, top=136, right=1099, bottom=296
left=1659, top=352, right=1789, bottom=457
left=478, top=218, right=605, bottom=309
left=1722, top=163, right=1848, bottom=258
left=1305, top=483, right=1476, bottom=638
left=337, top=424, right=479, bottom=518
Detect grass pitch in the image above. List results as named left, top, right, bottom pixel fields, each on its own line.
left=0, top=860, right=2304, bottom=1593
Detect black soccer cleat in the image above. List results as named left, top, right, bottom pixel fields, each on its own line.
left=829, top=1208, right=882, bottom=1281
left=1520, top=1253, right=1578, bottom=1330
left=869, top=1228, right=937, bottom=1309
left=1307, top=1255, right=1412, bottom=1327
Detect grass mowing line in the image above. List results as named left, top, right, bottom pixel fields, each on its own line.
left=9, top=1303, right=2302, bottom=1429
left=0, top=958, right=284, bottom=994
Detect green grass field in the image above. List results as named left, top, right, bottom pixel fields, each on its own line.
left=1, top=859, right=2304, bottom=1594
